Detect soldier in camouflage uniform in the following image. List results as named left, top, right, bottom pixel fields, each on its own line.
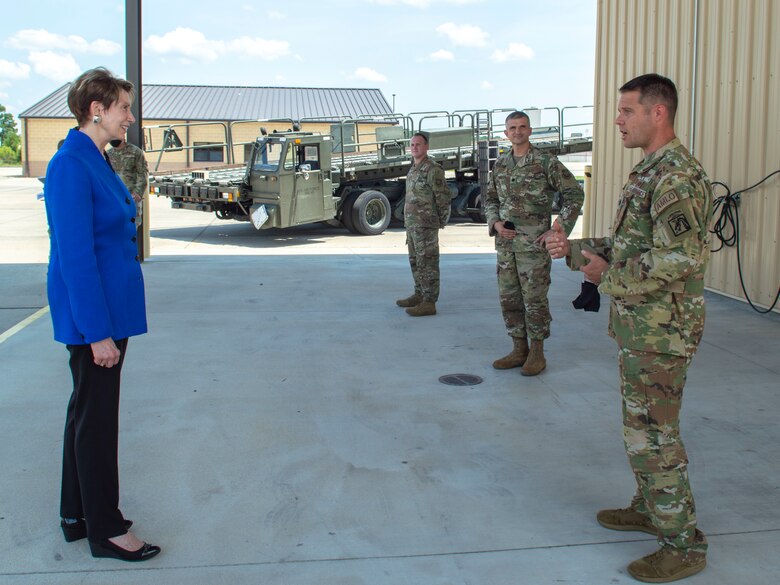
left=546, top=74, right=712, bottom=583
left=484, top=111, right=583, bottom=375
left=108, top=139, right=148, bottom=225
left=396, top=132, right=450, bottom=317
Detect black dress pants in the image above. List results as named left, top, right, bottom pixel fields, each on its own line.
left=61, top=338, right=129, bottom=542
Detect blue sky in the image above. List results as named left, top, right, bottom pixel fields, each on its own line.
left=1, top=0, right=597, bottom=124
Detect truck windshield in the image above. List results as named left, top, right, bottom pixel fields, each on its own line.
left=252, top=138, right=286, bottom=172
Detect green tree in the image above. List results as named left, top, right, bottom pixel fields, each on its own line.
left=0, top=104, right=21, bottom=162
left=0, top=145, right=17, bottom=164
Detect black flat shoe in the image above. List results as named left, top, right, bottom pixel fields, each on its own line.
left=61, top=519, right=133, bottom=543
left=89, top=538, right=161, bottom=562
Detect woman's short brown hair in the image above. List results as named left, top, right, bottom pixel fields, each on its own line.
left=67, top=67, right=135, bottom=126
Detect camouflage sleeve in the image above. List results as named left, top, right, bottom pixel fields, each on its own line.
left=568, top=238, right=613, bottom=271
left=484, top=160, right=501, bottom=234
left=600, top=172, right=708, bottom=297
left=128, top=150, right=149, bottom=198
left=430, top=165, right=450, bottom=227
left=547, top=158, right=584, bottom=235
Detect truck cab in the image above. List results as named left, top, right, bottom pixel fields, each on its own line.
left=247, top=133, right=335, bottom=230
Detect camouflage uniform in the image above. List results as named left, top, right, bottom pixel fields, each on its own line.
left=567, top=138, right=713, bottom=557
left=108, top=142, right=148, bottom=224
left=484, top=146, right=583, bottom=340
left=404, top=156, right=450, bottom=302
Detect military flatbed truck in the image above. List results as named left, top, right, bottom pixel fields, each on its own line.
left=148, top=108, right=592, bottom=235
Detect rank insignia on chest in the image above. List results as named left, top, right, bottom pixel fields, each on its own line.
left=667, top=210, right=692, bottom=236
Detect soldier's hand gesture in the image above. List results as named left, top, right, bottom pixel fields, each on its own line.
left=541, top=220, right=569, bottom=258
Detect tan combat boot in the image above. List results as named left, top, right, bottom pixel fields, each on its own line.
left=406, top=301, right=436, bottom=317
left=396, top=293, right=422, bottom=308
left=627, top=547, right=706, bottom=583
left=520, top=339, right=546, bottom=376
left=492, top=337, right=529, bottom=369
left=596, top=506, right=656, bottom=535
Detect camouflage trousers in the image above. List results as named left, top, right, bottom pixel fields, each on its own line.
left=495, top=248, right=551, bottom=340
left=406, top=226, right=440, bottom=302
left=619, top=347, right=707, bottom=555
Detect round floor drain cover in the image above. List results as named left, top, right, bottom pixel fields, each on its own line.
left=439, top=373, right=483, bottom=386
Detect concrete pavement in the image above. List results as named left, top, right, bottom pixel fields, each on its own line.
left=1, top=166, right=778, bottom=584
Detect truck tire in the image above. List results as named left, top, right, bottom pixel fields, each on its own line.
left=467, top=187, right=486, bottom=223
left=340, top=192, right=360, bottom=234
left=351, top=190, right=392, bottom=235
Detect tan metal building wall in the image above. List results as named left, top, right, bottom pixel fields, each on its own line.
left=591, top=0, right=780, bottom=311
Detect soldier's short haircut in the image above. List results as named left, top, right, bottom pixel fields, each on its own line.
left=620, top=74, right=678, bottom=122
left=412, top=132, right=429, bottom=144
left=505, top=111, right=531, bottom=124
left=68, top=67, right=135, bottom=127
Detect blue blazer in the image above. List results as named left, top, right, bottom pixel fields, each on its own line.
left=44, top=128, right=147, bottom=345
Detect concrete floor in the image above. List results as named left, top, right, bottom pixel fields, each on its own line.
left=1, top=167, right=778, bottom=584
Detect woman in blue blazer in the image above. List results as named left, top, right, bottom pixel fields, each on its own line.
left=44, top=68, right=160, bottom=562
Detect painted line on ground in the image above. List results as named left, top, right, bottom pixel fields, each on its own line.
left=0, top=306, right=49, bottom=345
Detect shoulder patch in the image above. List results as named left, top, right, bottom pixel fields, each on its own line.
left=653, top=189, right=680, bottom=215
left=667, top=209, right=692, bottom=237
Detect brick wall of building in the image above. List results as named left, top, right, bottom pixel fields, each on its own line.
left=22, top=118, right=389, bottom=177
left=21, top=118, right=77, bottom=177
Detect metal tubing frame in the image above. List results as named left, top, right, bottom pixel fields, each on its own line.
left=561, top=105, right=594, bottom=143
left=144, top=121, right=230, bottom=172
left=144, top=105, right=594, bottom=174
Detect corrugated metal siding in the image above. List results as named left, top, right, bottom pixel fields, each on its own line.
left=19, top=85, right=393, bottom=121
left=593, top=0, right=779, bottom=311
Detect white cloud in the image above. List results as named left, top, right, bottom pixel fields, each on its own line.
left=0, top=59, right=31, bottom=80
left=146, top=28, right=223, bottom=63
left=268, top=10, right=286, bottom=19
left=228, top=37, right=290, bottom=59
left=436, top=22, right=488, bottom=47
left=352, top=67, right=388, bottom=83
left=146, top=27, right=290, bottom=63
left=480, top=80, right=494, bottom=90
left=490, top=42, right=535, bottom=62
left=89, top=39, right=123, bottom=55
left=28, top=51, right=81, bottom=82
left=430, top=49, right=455, bottom=61
left=6, top=29, right=121, bottom=55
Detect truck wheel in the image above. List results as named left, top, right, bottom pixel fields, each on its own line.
left=352, top=190, right=392, bottom=235
left=340, top=192, right=360, bottom=234
left=467, top=187, right=486, bottom=223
